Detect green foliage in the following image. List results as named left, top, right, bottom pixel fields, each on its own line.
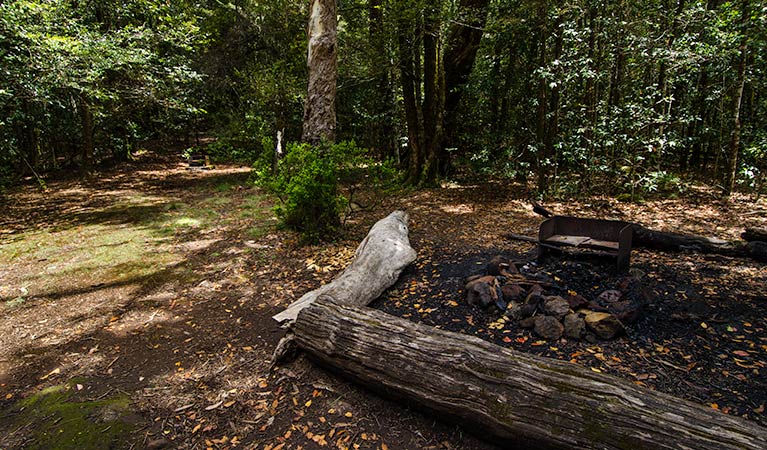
left=456, top=0, right=766, bottom=197
left=0, top=0, right=206, bottom=175
left=205, top=140, right=261, bottom=163
left=256, top=141, right=394, bottom=243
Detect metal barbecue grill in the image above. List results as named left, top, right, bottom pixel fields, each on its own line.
left=538, top=216, right=633, bottom=271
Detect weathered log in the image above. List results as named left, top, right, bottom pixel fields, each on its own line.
left=746, top=240, right=767, bottom=261
left=502, top=233, right=539, bottom=243
left=532, top=201, right=554, bottom=218
left=742, top=227, right=767, bottom=242
left=631, top=224, right=767, bottom=262
left=631, top=224, right=737, bottom=253
left=272, top=210, right=417, bottom=324
left=293, top=299, right=767, bottom=450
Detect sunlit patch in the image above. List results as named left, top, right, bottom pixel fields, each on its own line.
left=104, top=308, right=178, bottom=338
left=440, top=204, right=474, bottom=215
left=181, top=239, right=221, bottom=252
left=174, top=217, right=201, bottom=227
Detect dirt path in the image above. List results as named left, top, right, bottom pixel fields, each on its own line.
left=1, top=152, right=765, bottom=449
left=0, top=153, right=495, bottom=449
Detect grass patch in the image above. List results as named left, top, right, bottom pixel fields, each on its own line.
left=0, top=184, right=274, bottom=303
left=7, top=381, right=135, bottom=450
left=0, top=224, right=181, bottom=297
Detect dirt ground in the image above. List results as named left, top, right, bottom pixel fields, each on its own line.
left=1, top=151, right=766, bottom=449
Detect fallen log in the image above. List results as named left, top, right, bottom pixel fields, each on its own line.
left=293, top=299, right=767, bottom=449
left=631, top=225, right=767, bottom=262
left=272, top=210, right=417, bottom=324
left=742, top=227, right=767, bottom=242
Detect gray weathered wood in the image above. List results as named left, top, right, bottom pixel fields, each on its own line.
left=293, top=299, right=767, bottom=450
left=272, top=210, right=417, bottom=324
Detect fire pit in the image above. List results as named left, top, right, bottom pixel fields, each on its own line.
left=463, top=255, right=648, bottom=342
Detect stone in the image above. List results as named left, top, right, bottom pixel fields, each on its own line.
left=501, top=283, right=525, bottom=303
left=598, top=289, right=623, bottom=303
left=584, top=311, right=625, bottom=340
left=487, top=255, right=509, bottom=276
left=146, top=439, right=170, bottom=450
left=528, top=284, right=544, bottom=297
left=563, top=313, right=586, bottom=339
left=466, top=276, right=501, bottom=308
left=507, top=303, right=537, bottom=320
left=534, top=316, right=564, bottom=340
left=465, top=274, right=482, bottom=284
left=519, top=317, right=537, bottom=329
left=525, top=285, right=544, bottom=308
left=488, top=255, right=519, bottom=277
left=566, top=293, right=589, bottom=310
left=586, top=301, right=609, bottom=313
left=607, top=300, right=642, bottom=324
left=543, top=296, right=570, bottom=320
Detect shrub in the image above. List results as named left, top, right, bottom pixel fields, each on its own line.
left=255, top=140, right=393, bottom=243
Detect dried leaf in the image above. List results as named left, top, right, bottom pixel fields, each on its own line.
left=205, top=401, right=223, bottom=411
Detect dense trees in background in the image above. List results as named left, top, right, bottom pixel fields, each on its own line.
left=1, top=0, right=765, bottom=198
left=0, top=0, right=205, bottom=179
left=468, top=0, right=767, bottom=198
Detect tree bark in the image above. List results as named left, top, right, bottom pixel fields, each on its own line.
left=535, top=5, right=548, bottom=193
left=302, top=0, right=338, bottom=145
left=398, top=8, right=424, bottom=184
left=368, top=0, right=396, bottom=160
left=442, top=0, right=491, bottom=170
left=723, top=1, right=749, bottom=196
left=420, top=4, right=444, bottom=186
left=272, top=210, right=417, bottom=324
left=292, top=299, right=767, bottom=449
left=78, top=93, right=94, bottom=176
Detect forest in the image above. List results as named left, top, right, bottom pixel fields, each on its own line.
left=2, top=1, right=767, bottom=449
left=2, top=0, right=765, bottom=199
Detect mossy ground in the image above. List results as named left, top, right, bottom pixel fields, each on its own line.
left=5, top=381, right=135, bottom=450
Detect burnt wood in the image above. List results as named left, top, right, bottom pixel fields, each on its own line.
left=292, top=299, right=767, bottom=450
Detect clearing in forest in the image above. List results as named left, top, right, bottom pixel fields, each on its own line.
left=1, top=151, right=766, bottom=449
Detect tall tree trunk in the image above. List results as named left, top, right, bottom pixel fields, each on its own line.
left=723, top=1, right=748, bottom=197
left=655, top=0, right=686, bottom=140
left=545, top=15, right=563, bottom=190
left=398, top=7, right=424, bottom=185
left=441, top=0, right=491, bottom=172
left=368, top=0, right=396, bottom=160
left=420, top=5, right=444, bottom=186
left=535, top=6, right=548, bottom=194
left=302, top=0, right=338, bottom=145
left=686, top=67, right=709, bottom=172
left=78, top=93, right=94, bottom=176
left=583, top=5, right=599, bottom=189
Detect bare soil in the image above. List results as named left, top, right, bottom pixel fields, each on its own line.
left=1, top=152, right=765, bottom=449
